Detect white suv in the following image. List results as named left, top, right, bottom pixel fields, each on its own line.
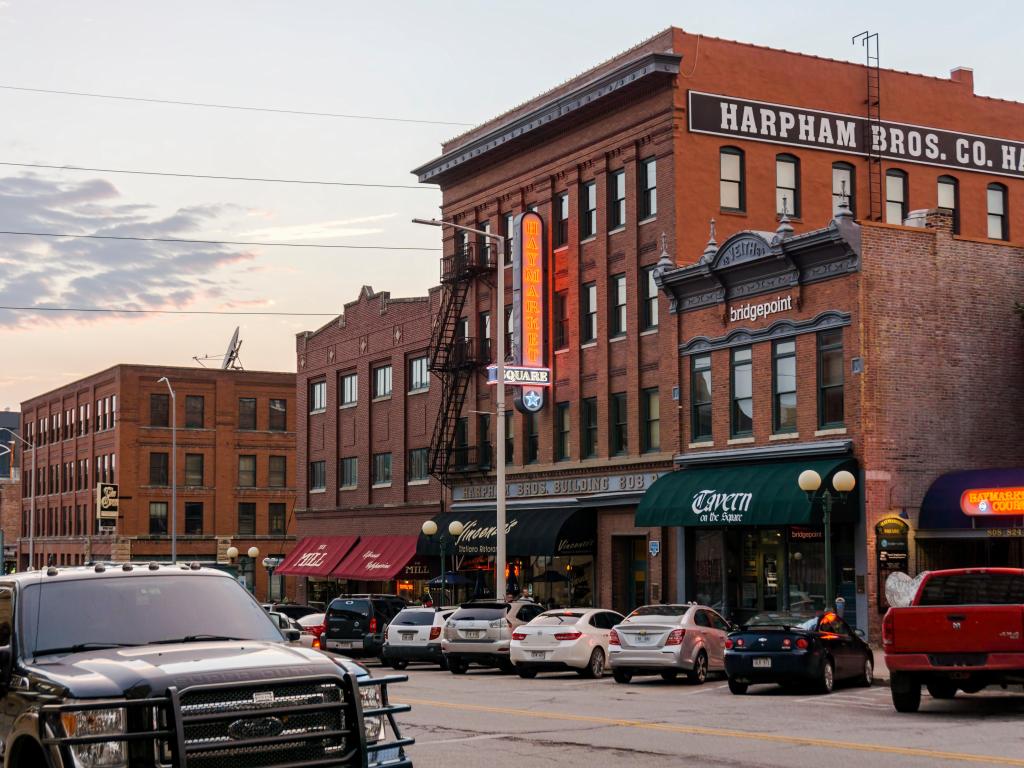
left=382, top=607, right=454, bottom=670
left=442, top=600, right=545, bottom=673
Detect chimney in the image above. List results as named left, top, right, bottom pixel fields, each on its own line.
left=950, top=67, right=974, bottom=93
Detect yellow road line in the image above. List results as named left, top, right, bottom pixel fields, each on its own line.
left=397, top=696, right=1024, bottom=766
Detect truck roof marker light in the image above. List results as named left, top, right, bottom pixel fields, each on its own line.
left=94, top=564, right=106, bottom=573
left=148, top=562, right=160, bottom=571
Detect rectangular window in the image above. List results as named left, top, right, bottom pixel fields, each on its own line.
left=582, top=397, right=598, bottom=459
left=373, top=365, right=393, bottom=398
left=150, top=393, right=169, bottom=427
left=238, top=397, right=257, bottom=430
left=238, top=455, right=257, bottom=487
left=609, top=169, right=626, bottom=229
left=409, top=356, right=430, bottom=392
left=555, top=192, right=569, bottom=247
left=453, top=417, right=469, bottom=468
left=609, top=274, right=627, bottom=337
left=581, top=282, right=597, bottom=343
left=477, top=220, right=492, bottom=267
left=478, top=414, right=492, bottom=468
left=237, top=502, right=256, bottom=536
left=817, top=329, right=845, bottom=428
left=641, top=266, right=659, bottom=330
left=610, top=393, right=628, bottom=455
left=340, top=373, right=358, bottom=406
left=503, top=212, right=515, bottom=265
left=268, top=455, right=287, bottom=488
left=988, top=184, right=1008, bottom=240
left=309, top=460, right=326, bottom=491
left=185, top=395, right=204, bottom=429
left=775, top=155, right=799, bottom=217
left=504, top=410, right=514, bottom=465
left=505, top=304, right=513, bottom=358
left=580, top=181, right=597, bottom=239
left=269, top=503, right=286, bottom=536
left=525, top=413, right=539, bottom=464
left=407, top=447, right=429, bottom=482
left=773, top=340, right=797, bottom=433
left=185, top=453, right=204, bottom=486
left=642, top=388, right=660, bottom=453
left=269, top=399, right=287, bottom=431
left=149, top=452, right=169, bottom=486
left=339, top=457, right=357, bottom=488
left=185, top=502, right=203, bottom=535
left=553, top=291, right=568, bottom=350
left=555, top=402, right=571, bottom=461
left=372, top=453, right=392, bottom=486
left=309, top=380, right=326, bottom=412
left=731, top=347, right=753, bottom=436
left=149, top=502, right=168, bottom=535
left=479, top=311, right=492, bottom=362
left=720, top=148, right=744, bottom=211
left=937, top=176, right=960, bottom=234
left=833, top=164, right=855, bottom=215
left=640, top=157, right=657, bottom=219
left=885, top=171, right=907, bottom=224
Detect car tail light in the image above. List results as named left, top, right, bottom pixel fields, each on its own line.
left=609, top=629, right=620, bottom=646
left=724, top=638, right=734, bottom=650
left=312, top=637, right=321, bottom=649
left=735, top=637, right=745, bottom=648
left=796, top=637, right=809, bottom=650
left=429, top=626, right=441, bottom=641
left=384, top=626, right=389, bottom=641
left=554, top=632, right=582, bottom=641
left=665, top=628, right=686, bottom=646
left=782, top=638, right=791, bottom=649
left=882, top=610, right=895, bottom=647
left=512, top=631, right=527, bottom=641
left=369, top=617, right=378, bottom=634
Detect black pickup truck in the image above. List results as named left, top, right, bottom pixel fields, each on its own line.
left=0, top=563, right=412, bottom=767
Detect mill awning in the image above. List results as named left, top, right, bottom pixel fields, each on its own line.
left=636, top=458, right=857, bottom=527
left=275, top=536, right=359, bottom=577
left=331, top=536, right=420, bottom=581
left=920, top=468, right=1024, bottom=530
left=418, top=508, right=596, bottom=557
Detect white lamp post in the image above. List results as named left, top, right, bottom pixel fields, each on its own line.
left=797, top=469, right=857, bottom=609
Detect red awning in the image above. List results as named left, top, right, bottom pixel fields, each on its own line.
left=275, top=536, right=359, bottom=577
left=331, top=536, right=420, bottom=581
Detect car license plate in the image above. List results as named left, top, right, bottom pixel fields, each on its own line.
left=400, top=632, right=414, bottom=640
left=530, top=651, right=546, bottom=659
left=464, top=630, right=481, bottom=639
left=753, top=658, right=771, bottom=668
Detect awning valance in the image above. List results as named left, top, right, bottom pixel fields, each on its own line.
left=419, top=508, right=595, bottom=557
left=275, top=536, right=359, bottom=577
left=920, top=468, right=1024, bottom=530
left=636, top=457, right=857, bottom=527
left=331, top=536, right=420, bottom=581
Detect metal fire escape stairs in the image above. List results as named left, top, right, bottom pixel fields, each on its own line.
left=854, top=31, right=883, bottom=221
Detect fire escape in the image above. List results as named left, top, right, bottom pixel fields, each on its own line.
left=428, top=236, right=495, bottom=484
left=854, top=31, right=882, bottom=221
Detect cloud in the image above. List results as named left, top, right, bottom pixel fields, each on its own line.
left=239, top=212, right=396, bottom=241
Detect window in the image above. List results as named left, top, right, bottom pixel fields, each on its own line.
left=269, top=503, right=286, bottom=536
left=269, top=455, right=287, bottom=488
left=639, top=157, right=657, bottom=219
left=582, top=397, right=598, bottom=459
left=772, top=340, right=797, bottom=433
left=237, top=503, right=256, bottom=536
left=238, top=397, right=257, bottom=430
left=479, top=311, right=492, bottom=362
left=731, top=347, right=753, bottom=436
left=554, top=192, right=569, bottom=247
left=776, top=154, right=800, bottom=217
left=937, top=175, right=960, bottom=234
left=269, top=399, right=287, bottom=431
left=185, top=502, right=203, bottom=535
left=832, top=163, right=856, bottom=216
left=309, top=460, right=326, bottom=491
left=720, top=147, right=744, bottom=211
left=238, top=455, right=257, bottom=487
left=641, top=266, right=659, bottom=330
left=505, top=304, right=513, bottom=361
left=554, top=291, right=568, bottom=350
left=149, top=452, right=169, bottom=486
left=185, top=453, right=204, bottom=486
left=309, top=380, right=326, bottom=412
left=525, top=413, right=539, bottom=464
left=581, top=282, right=597, bottom=343
left=885, top=169, right=908, bottom=224
left=504, top=410, right=514, bottom=465
left=610, top=393, right=628, bottom=455
left=642, top=388, right=660, bottom=453
left=185, top=395, right=204, bottom=429
left=340, top=373, right=358, bottom=406
left=372, top=453, right=392, bottom=486
left=373, top=365, right=393, bottom=398
left=339, top=457, right=357, bottom=488
left=150, top=393, right=169, bottom=427
left=407, top=448, right=429, bottom=482
left=988, top=183, right=1008, bottom=240
left=609, top=274, right=626, bottom=337
left=478, top=414, right=492, bottom=468
left=477, top=220, right=492, bottom=267
left=409, top=356, right=430, bottom=392
left=609, top=169, right=626, bottom=229
left=817, top=329, right=845, bottom=428
left=555, top=402, right=571, bottom=461
left=580, top=181, right=597, bottom=239
left=149, top=502, right=168, bottom=535
left=503, top=212, right=515, bottom=265
left=453, top=417, right=469, bottom=468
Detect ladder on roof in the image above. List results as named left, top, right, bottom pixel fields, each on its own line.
left=853, top=31, right=882, bottom=221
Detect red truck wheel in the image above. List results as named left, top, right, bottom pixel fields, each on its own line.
left=891, top=672, right=922, bottom=712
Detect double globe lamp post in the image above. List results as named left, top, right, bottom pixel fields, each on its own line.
left=796, top=468, right=856, bottom=611
left=421, top=519, right=464, bottom=608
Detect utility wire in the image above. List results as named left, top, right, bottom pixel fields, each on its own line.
left=0, top=84, right=473, bottom=127
left=0, top=161, right=430, bottom=190
left=0, top=230, right=440, bottom=251
left=0, top=305, right=339, bottom=317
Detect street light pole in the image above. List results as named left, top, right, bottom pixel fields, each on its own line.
left=413, top=218, right=507, bottom=598
left=1, top=427, right=34, bottom=568
left=798, top=469, right=856, bottom=610
left=157, top=377, right=176, bottom=563
left=423, top=519, right=464, bottom=607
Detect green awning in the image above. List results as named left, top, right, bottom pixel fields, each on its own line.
left=636, top=458, right=857, bottom=527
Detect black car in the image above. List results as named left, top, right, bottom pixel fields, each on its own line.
left=262, top=602, right=321, bottom=620
left=323, top=594, right=408, bottom=659
left=724, top=611, right=874, bottom=694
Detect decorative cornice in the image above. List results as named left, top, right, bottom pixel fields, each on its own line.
left=680, top=311, right=851, bottom=355
left=675, top=439, right=854, bottom=467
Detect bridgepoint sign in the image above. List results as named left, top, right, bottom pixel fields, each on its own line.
left=729, top=295, right=793, bottom=323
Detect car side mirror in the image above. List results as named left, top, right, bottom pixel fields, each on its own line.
left=854, top=628, right=866, bottom=640
left=284, top=629, right=301, bottom=642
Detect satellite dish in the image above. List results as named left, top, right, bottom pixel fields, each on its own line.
left=221, top=326, right=243, bottom=370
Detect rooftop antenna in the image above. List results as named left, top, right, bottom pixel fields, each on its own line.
left=221, top=326, right=243, bottom=370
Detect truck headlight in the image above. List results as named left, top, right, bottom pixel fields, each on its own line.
left=60, top=708, right=127, bottom=768
left=359, top=685, right=385, bottom=744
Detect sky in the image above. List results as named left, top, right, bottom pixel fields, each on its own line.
left=1, top=0, right=1022, bottom=408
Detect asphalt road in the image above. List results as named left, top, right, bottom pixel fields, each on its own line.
left=379, top=661, right=1024, bottom=767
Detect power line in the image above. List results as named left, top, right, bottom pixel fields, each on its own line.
left=0, top=230, right=440, bottom=251
left=0, top=161, right=431, bottom=190
left=0, top=305, right=339, bottom=317
left=0, top=84, right=473, bottom=127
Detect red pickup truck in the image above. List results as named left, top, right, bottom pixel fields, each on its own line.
left=883, top=567, right=1024, bottom=712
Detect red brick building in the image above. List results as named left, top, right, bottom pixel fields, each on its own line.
left=0, top=411, right=20, bottom=571
left=19, top=365, right=297, bottom=600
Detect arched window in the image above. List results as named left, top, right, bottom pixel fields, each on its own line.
left=937, top=175, right=960, bottom=234
left=720, top=146, right=745, bottom=212
left=885, top=169, right=908, bottom=224
left=775, top=153, right=800, bottom=217
left=987, top=183, right=1008, bottom=240
left=832, top=162, right=856, bottom=216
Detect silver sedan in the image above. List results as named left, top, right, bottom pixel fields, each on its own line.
left=608, top=604, right=732, bottom=684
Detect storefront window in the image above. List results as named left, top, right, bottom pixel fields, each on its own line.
left=694, top=530, right=724, bottom=611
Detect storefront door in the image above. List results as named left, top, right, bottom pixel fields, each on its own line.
left=613, top=536, right=648, bottom=613
left=737, top=530, right=785, bottom=616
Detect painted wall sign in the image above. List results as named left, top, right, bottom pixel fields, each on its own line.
left=729, top=295, right=793, bottom=323
left=688, top=91, right=1024, bottom=180
left=961, top=487, right=1024, bottom=516
left=453, top=471, right=667, bottom=502
left=96, top=483, right=119, bottom=520
left=875, top=516, right=910, bottom=614
left=512, top=211, right=548, bottom=413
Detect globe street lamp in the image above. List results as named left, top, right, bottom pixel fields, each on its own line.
left=422, top=519, right=464, bottom=607
left=797, top=468, right=856, bottom=609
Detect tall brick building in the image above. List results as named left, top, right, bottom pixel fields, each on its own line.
left=19, top=365, right=296, bottom=600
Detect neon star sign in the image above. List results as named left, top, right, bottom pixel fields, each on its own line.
left=510, top=211, right=548, bottom=413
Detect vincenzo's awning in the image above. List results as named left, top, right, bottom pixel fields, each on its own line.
left=275, top=536, right=359, bottom=577
left=920, top=468, right=1024, bottom=530
left=419, top=508, right=595, bottom=557
left=636, top=458, right=857, bottom=527
left=331, top=536, right=420, bottom=581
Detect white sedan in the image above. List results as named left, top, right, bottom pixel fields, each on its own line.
left=510, top=608, right=624, bottom=679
